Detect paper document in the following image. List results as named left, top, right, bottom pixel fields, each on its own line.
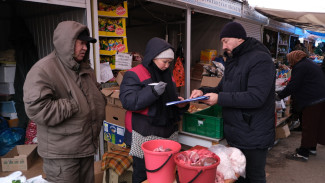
left=166, top=96, right=209, bottom=106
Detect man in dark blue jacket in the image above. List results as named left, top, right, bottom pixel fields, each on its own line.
left=191, top=22, right=275, bottom=183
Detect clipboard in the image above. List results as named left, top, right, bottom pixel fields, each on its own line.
left=166, top=96, right=209, bottom=106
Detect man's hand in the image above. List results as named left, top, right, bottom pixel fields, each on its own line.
left=176, top=97, right=188, bottom=108
left=190, top=89, right=203, bottom=99
left=201, top=93, right=219, bottom=106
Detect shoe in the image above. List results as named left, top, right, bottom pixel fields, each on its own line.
left=309, top=150, right=317, bottom=156
left=296, top=148, right=317, bottom=156
left=286, top=152, right=308, bottom=162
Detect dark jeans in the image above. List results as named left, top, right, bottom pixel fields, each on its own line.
left=236, top=148, right=268, bottom=183
left=132, top=156, right=147, bottom=183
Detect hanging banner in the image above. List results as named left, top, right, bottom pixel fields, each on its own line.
left=174, top=0, right=241, bottom=16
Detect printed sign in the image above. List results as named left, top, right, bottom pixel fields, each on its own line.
left=115, top=52, right=132, bottom=70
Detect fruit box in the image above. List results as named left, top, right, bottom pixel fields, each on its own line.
left=103, top=120, right=125, bottom=146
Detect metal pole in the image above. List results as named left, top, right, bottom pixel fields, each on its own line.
left=185, top=8, right=191, bottom=98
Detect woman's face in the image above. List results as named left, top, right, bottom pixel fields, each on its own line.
left=153, top=58, right=173, bottom=71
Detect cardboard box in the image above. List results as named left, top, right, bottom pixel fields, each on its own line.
left=106, top=141, right=126, bottom=152
left=1, top=144, right=38, bottom=171
left=8, top=118, right=19, bottom=128
left=105, top=105, right=126, bottom=127
left=116, top=70, right=127, bottom=86
left=0, top=65, right=16, bottom=82
left=103, top=120, right=125, bottom=146
left=200, top=76, right=222, bottom=87
left=101, top=87, right=122, bottom=107
left=275, top=124, right=290, bottom=139
left=94, top=161, right=104, bottom=183
left=188, top=102, right=210, bottom=113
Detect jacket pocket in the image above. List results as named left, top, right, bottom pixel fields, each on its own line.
left=242, top=112, right=252, bottom=126
left=47, top=119, right=84, bottom=135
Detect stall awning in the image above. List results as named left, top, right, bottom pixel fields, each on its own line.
left=254, top=7, right=325, bottom=33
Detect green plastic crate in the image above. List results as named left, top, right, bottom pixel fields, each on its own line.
left=183, top=105, right=223, bottom=139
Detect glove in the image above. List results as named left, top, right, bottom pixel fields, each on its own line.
left=275, top=93, right=281, bottom=101
left=153, top=81, right=167, bottom=95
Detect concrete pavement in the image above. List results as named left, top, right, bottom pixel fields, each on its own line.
left=266, top=131, right=325, bottom=182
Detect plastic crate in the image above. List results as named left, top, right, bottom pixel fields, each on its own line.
left=183, top=105, right=223, bottom=139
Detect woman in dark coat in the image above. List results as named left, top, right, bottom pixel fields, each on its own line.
left=277, top=50, right=325, bottom=162
left=119, top=37, right=188, bottom=183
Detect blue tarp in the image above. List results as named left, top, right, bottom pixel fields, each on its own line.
left=307, top=30, right=325, bottom=38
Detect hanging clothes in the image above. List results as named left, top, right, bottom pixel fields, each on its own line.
left=11, top=16, right=38, bottom=129
left=173, top=41, right=185, bottom=87
left=173, top=57, right=185, bottom=87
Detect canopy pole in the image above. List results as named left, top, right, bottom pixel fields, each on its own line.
left=185, top=8, right=191, bottom=98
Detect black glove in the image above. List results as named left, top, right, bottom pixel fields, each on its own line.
left=275, top=93, right=281, bottom=101
left=153, top=81, right=167, bottom=95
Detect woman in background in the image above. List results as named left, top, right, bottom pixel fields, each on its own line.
left=276, top=50, right=325, bottom=162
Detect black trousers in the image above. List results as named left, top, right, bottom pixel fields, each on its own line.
left=132, top=156, right=147, bottom=183
left=236, top=148, right=268, bottom=183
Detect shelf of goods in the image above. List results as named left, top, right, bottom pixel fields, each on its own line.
left=276, top=33, right=289, bottom=61
left=97, top=0, right=128, bottom=70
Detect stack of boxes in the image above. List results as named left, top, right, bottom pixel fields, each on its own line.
left=0, top=65, right=15, bottom=95
left=101, top=71, right=127, bottom=150
left=0, top=64, right=18, bottom=125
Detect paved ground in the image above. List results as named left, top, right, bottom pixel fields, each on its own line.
left=266, top=131, right=325, bottom=182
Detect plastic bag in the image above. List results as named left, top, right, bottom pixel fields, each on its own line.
left=25, top=120, right=37, bottom=144
left=208, top=144, right=246, bottom=181
left=0, top=127, right=26, bottom=156
left=0, top=116, right=9, bottom=131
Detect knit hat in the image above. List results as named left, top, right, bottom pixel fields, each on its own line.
left=154, top=48, right=174, bottom=59
left=220, top=22, right=247, bottom=40
left=287, top=50, right=307, bottom=66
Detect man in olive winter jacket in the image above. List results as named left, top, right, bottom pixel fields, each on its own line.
left=23, top=21, right=106, bottom=183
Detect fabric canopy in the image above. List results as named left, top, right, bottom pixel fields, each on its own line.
left=255, top=7, right=325, bottom=33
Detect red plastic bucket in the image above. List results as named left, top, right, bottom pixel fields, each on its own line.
left=174, top=152, right=220, bottom=183
left=141, top=139, right=181, bottom=183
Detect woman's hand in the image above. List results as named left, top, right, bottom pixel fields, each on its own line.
left=176, top=97, right=188, bottom=108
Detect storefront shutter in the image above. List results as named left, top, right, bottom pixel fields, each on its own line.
left=234, top=19, right=262, bottom=41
